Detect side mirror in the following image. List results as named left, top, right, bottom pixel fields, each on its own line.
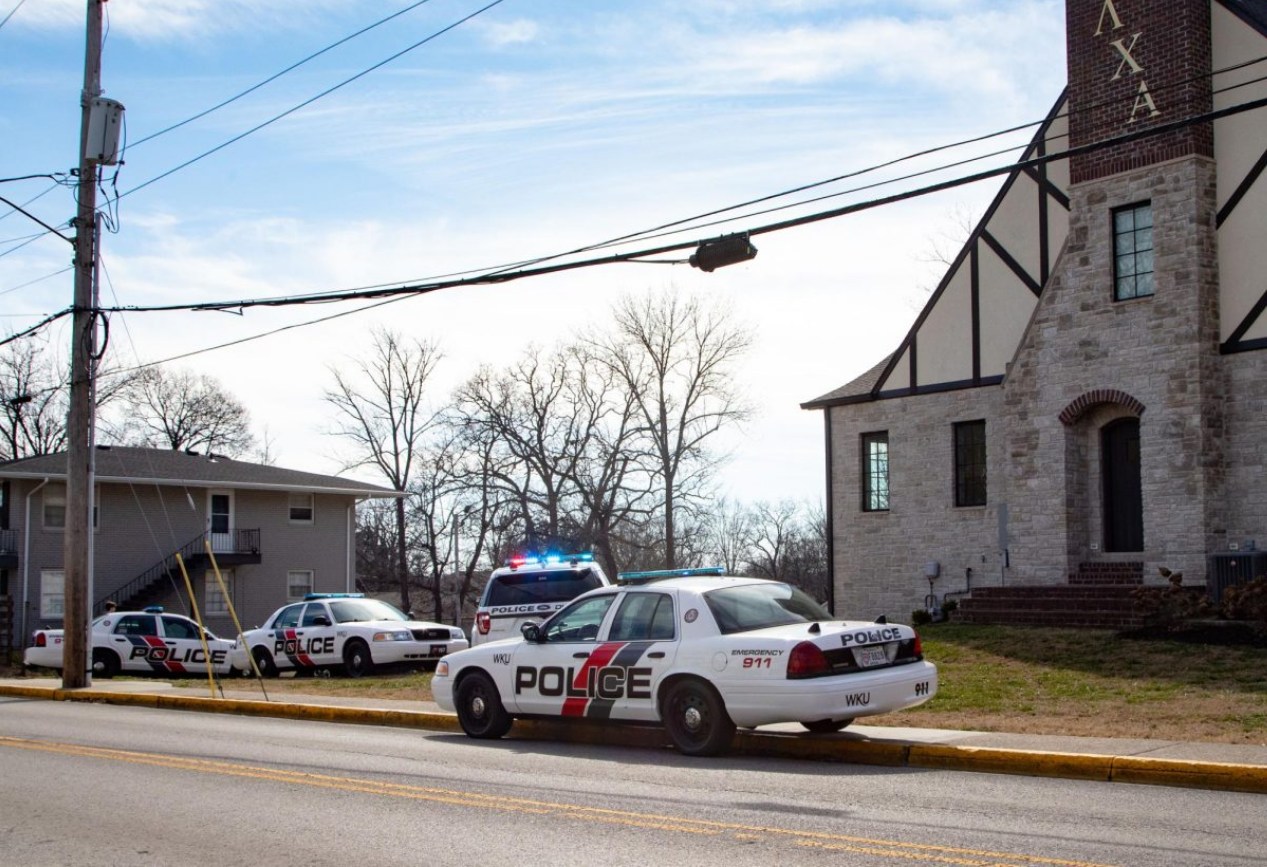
left=521, top=622, right=541, bottom=643
left=313, top=615, right=332, bottom=627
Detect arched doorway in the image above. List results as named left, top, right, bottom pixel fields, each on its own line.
left=1102, top=418, right=1143, bottom=552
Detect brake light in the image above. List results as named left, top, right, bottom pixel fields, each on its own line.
left=786, top=641, right=828, bottom=678
left=477, top=611, right=491, bottom=635
left=34, top=632, right=46, bottom=648
left=913, top=631, right=923, bottom=657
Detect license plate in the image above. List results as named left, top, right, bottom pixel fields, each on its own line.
left=854, top=646, right=888, bottom=668
left=429, top=644, right=447, bottom=657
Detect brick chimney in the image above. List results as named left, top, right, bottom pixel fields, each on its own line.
left=1067, top=0, right=1213, bottom=183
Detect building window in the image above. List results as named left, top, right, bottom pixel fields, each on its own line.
left=41, top=569, right=65, bottom=618
left=288, top=493, right=314, bottom=524
left=1113, top=202, right=1154, bottom=300
left=43, top=484, right=66, bottom=529
left=954, top=421, right=987, bottom=507
left=861, top=432, right=889, bottom=512
left=287, top=570, right=314, bottom=601
left=205, top=569, right=234, bottom=616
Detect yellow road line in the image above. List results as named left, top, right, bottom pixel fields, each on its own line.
left=0, top=736, right=1118, bottom=867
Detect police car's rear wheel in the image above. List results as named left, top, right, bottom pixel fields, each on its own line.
left=801, top=718, right=853, bottom=734
left=456, top=672, right=512, bottom=739
left=663, top=680, right=735, bottom=757
left=343, top=640, right=374, bottom=679
left=253, top=646, right=279, bottom=678
left=92, top=648, right=119, bottom=679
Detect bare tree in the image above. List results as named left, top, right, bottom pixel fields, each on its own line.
left=592, top=290, right=752, bottom=568
left=748, top=499, right=800, bottom=581
left=701, top=497, right=755, bottom=575
left=325, top=329, right=442, bottom=616
left=0, top=335, right=69, bottom=461
left=113, top=367, right=255, bottom=456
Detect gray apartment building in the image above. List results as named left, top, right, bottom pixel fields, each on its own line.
left=0, top=446, right=399, bottom=650
left=803, top=0, right=1267, bottom=619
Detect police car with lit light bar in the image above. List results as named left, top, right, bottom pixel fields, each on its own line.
left=434, top=569, right=937, bottom=756
left=24, top=607, right=236, bottom=679
left=230, top=593, right=468, bottom=678
left=470, top=552, right=611, bottom=647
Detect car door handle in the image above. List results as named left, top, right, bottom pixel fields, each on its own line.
left=647, top=652, right=666, bottom=659
left=165, top=641, right=177, bottom=646
left=573, top=652, right=589, bottom=659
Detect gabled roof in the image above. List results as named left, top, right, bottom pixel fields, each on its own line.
left=0, top=446, right=401, bottom=498
left=801, top=354, right=893, bottom=409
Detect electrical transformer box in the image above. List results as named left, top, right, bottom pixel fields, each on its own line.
left=85, top=98, right=124, bottom=165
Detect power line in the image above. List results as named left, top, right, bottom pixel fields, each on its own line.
left=118, top=0, right=511, bottom=202
left=94, top=91, right=1267, bottom=318
left=129, top=0, right=440, bottom=149
left=0, top=195, right=72, bottom=243
left=0, top=266, right=72, bottom=297
left=0, top=0, right=27, bottom=33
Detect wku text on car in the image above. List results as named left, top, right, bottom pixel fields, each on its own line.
left=24, top=607, right=235, bottom=679
left=471, top=551, right=611, bottom=647
left=231, top=593, right=468, bottom=678
left=433, top=570, right=937, bottom=756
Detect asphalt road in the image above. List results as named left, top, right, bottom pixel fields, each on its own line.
left=1, top=697, right=1264, bottom=867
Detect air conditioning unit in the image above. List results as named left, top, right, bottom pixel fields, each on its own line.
left=1208, top=552, right=1267, bottom=605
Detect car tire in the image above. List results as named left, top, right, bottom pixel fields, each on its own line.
left=801, top=718, right=854, bottom=734
left=420, top=661, right=439, bottom=672
left=662, top=679, right=736, bottom=757
left=253, top=646, right=279, bottom=678
left=343, top=640, right=374, bottom=679
left=455, top=671, right=513, bottom=739
left=91, top=648, right=120, bottom=679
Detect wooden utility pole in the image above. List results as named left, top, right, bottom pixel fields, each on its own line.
left=62, top=0, right=104, bottom=689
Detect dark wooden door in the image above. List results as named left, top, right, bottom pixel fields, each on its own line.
left=1103, top=418, right=1143, bottom=552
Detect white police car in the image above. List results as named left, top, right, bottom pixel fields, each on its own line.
left=471, top=553, right=611, bottom=647
left=433, top=571, right=938, bottom=756
left=24, top=607, right=236, bottom=679
left=232, top=593, right=468, bottom=678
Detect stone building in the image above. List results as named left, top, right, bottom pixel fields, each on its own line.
left=802, top=0, right=1267, bottom=621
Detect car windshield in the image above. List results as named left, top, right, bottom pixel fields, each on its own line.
left=703, top=583, right=831, bottom=635
left=329, top=599, right=409, bottom=623
left=486, top=569, right=603, bottom=606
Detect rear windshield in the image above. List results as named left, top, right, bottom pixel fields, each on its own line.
left=703, top=583, right=830, bottom=635
left=486, top=569, right=603, bottom=606
left=329, top=599, right=409, bottom=623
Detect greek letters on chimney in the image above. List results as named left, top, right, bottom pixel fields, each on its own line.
left=1095, top=0, right=1161, bottom=124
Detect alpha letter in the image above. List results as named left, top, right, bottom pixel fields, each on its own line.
left=1094, top=0, right=1124, bottom=36
left=1129, top=81, right=1161, bottom=123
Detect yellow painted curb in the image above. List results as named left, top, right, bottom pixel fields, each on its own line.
left=910, top=744, right=1113, bottom=781
left=1111, top=755, right=1267, bottom=794
left=4, top=684, right=1265, bottom=793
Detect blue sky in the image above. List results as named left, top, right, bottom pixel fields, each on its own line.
left=1, top=0, right=1067, bottom=501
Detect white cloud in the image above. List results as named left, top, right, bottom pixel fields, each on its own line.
left=475, top=18, right=539, bottom=48
left=15, top=0, right=366, bottom=41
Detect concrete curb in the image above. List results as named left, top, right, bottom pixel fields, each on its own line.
left=4, top=684, right=1265, bottom=794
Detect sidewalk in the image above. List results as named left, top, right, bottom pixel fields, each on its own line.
left=3, top=677, right=1266, bottom=794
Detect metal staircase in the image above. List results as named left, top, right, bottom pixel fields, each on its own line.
left=95, top=529, right=260, bottom=615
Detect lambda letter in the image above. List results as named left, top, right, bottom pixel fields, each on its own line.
left=1094, top=0, right=1124, bottom=36
left=1111, top=33, right=1144, bottom=79
left=1129, top=81, right=1161, bottom=123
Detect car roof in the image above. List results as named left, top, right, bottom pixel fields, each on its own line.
left=612, top=575, right=770, bottom=593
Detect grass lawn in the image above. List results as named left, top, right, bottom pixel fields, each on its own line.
left=12, top=625, right=1265, bottom=743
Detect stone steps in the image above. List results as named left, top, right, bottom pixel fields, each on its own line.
left=953, top=583, right=1145, bottom=629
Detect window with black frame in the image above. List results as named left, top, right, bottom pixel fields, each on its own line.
left=861, top=431, right=889, bottom=512
left=1113, top=202, right=1154, bottom=301
left=954, top=420, right=987, bottom=507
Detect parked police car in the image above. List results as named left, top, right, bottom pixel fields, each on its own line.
left=434, top=571, right=938, bottom=756
left=24, top=608, right=235, bottom=678
left=471, top=553, right=611, bottom=647
left=232, top=594, right=468, bottom=678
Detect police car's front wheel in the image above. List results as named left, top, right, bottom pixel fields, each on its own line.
left=456, top=671, right=513, bottom=739
left=253, top=647, right=279, bottom=678
left=663, top=680, right=735, bottom=757
left=343, top=640, right=374, bottom=679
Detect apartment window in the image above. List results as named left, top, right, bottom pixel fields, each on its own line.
left=287, top=570, right=314, bottom=601
left=41, top=569, right=65, bottom=618
left=861, top=432, right=890, bottom=512
left=205, top=569, right=235, bottom=616
left=288, top=493, right=314, bottom=524
left=1113, top=202, right=1154, bottom=300
left=954, top=421, right=987, bottom=507
left=42, top=485, right=66, bottom=529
